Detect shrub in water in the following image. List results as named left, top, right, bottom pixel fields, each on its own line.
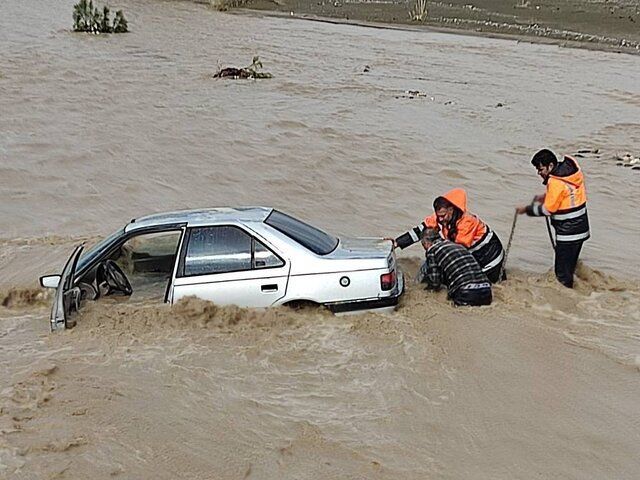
left=73, top=0, right=128, bottom=33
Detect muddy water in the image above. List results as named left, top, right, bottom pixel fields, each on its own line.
left=1, top=0, right=640, bottom=478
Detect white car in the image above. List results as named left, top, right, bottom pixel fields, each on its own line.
left=40, top=207, right=404, bottom=330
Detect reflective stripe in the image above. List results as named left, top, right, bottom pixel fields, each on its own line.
left=469, top=230, right=493, bottom=253
left=551, top=206, right=586, bottom=221
left=409, top=229, right=419, bottom=243
left=533, top=203, right=542, bottom=216
left=555, top=231, right=590, bottom=242
left=533, top=203, right=550, bottom=216
left=461, top=282, right=491, bottom=290
left=482, top=249, right=504, bottom=271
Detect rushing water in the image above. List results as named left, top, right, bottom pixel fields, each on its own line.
left=1, top=1, right=640, bottom=479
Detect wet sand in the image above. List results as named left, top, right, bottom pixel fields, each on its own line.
left=1, top=0, right=640, bottom=478
left=246, top=0, right=640, bottom=53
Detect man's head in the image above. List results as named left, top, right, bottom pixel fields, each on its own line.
left=421, top=227, right=440, bottom=251
left=531, top=149, right=558, bottom=182
left=433, top=197, right=455, bottom=226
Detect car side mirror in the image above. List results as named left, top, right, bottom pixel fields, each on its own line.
left=40, top=275, right=61, bottom=289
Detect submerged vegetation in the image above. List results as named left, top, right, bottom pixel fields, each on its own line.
left=73, top=0, right=128, bottom=33
left=214, top=56, right=273, bottom=79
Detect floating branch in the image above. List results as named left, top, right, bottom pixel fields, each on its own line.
left=214, top=56, right=273, bottom=79
left=73, top=0, right=128, bottom=34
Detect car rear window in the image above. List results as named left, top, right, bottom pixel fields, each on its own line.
left=265, top=210, right=338, bottom=256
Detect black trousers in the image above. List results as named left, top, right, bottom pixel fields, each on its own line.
left=452, top=285, right=492, bottom=306
left=554, top=241, right=583, bottom=288
left=485, top=262, right=506, bottom=283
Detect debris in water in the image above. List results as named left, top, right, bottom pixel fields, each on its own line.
left=575, top=148, right=600, bottom=158
left=395, top=90, right=434, bottom=100
left=615, top=153, right=640, bottom=169
left=214, top=56, right=273, bottom=79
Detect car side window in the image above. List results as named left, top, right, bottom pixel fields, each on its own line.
left=185, top=226, right=252, bottom=276
left=254, top=239, right=284, bottom=269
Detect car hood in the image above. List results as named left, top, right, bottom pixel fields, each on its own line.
left=326, top=237, right=393, bottom=260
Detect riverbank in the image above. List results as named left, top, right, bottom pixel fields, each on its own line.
left=241, top=0, right=640, bottom=53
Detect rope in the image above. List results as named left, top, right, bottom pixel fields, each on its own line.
left=499, top=211, right=518, bottom=280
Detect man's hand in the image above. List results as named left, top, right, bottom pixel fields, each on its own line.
left=533, top=194, right=545, bottom=203
left=515, top=206, right=528, bottom=215
left=383, top=237, right=398, bottom=249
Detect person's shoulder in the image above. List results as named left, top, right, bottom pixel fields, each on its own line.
left=431, top=239, right=458, bottom=253
left=459, top=212, right=485, bottom=227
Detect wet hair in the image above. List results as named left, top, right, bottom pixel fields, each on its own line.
left=422, top=227, right=440, bottom=243
left=447, top=208, right=462, bottom=241
left=531, top=149, right=558, bottom=168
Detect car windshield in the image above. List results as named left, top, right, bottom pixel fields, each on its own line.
left=76, top=227, right=125, bottom=273
left=265, top=210, right=338, bottom=255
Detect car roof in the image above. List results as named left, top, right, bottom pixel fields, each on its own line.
left=125, top=207, right=273, bottom=233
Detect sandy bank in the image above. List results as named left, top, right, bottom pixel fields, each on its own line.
left=237, top=0, right=640, bottom=53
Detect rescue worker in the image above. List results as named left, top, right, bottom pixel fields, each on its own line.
left=516, top=149, right=590, bottom=288
left=418, top=227, right=492, bottom=306
left=388, top=188, right=505, bottom=283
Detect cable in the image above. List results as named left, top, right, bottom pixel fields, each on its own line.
left=499, top=211, right=518, bottom=281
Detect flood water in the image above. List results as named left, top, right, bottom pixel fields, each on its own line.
left=1, top=1, right=640, bottom=478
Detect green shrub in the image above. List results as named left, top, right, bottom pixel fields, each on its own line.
left=73, top=0, right=128, bottom=33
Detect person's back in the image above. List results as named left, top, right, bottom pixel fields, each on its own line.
left=420, top=229, right=492, bottom=306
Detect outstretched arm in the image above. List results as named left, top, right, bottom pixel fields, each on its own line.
left=393, top=215, right=437, bottom=249
left=518, top=181, right=564, bottom=216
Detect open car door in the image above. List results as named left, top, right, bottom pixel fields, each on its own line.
left=48, top=245, right=84, bottom=331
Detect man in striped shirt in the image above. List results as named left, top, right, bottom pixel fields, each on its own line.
left=418, top=228, right=492, bottom=306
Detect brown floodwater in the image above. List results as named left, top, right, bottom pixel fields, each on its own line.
left=1, top=0, right=640, bottom=478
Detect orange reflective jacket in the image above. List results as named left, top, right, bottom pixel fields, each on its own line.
left=527, top=155, right=590, bottom=243
left=544, top=156, right=588, bottom=214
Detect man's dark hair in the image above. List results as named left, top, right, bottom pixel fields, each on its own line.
left=531, top=149, right=558, bottom=168
left=433, top=197, right=452, bottom=210
left=422, top=227, right=440, bottom=243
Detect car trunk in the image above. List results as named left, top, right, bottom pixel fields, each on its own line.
left=325, top=237, right=393, bottom=260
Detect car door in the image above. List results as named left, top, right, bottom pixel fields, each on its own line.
left=48, top=244, right=84, bottom=331
left=170, top=225, right=290, bottom=307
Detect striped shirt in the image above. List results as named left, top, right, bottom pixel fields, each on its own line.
left=423, top=239, right=490, bottom=296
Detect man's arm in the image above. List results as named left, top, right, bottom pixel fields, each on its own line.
left=517, top=181, right=564, bottom=217
left=395, top=218, right=432, bottom=249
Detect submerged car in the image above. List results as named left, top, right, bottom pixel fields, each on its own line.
left=40, top=207, right=404, bottom=331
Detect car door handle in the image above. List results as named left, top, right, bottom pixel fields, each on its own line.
left=261, top=284, right=278, bottom=293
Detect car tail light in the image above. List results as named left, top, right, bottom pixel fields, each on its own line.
left=380, top=270, right=396, bottom=291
